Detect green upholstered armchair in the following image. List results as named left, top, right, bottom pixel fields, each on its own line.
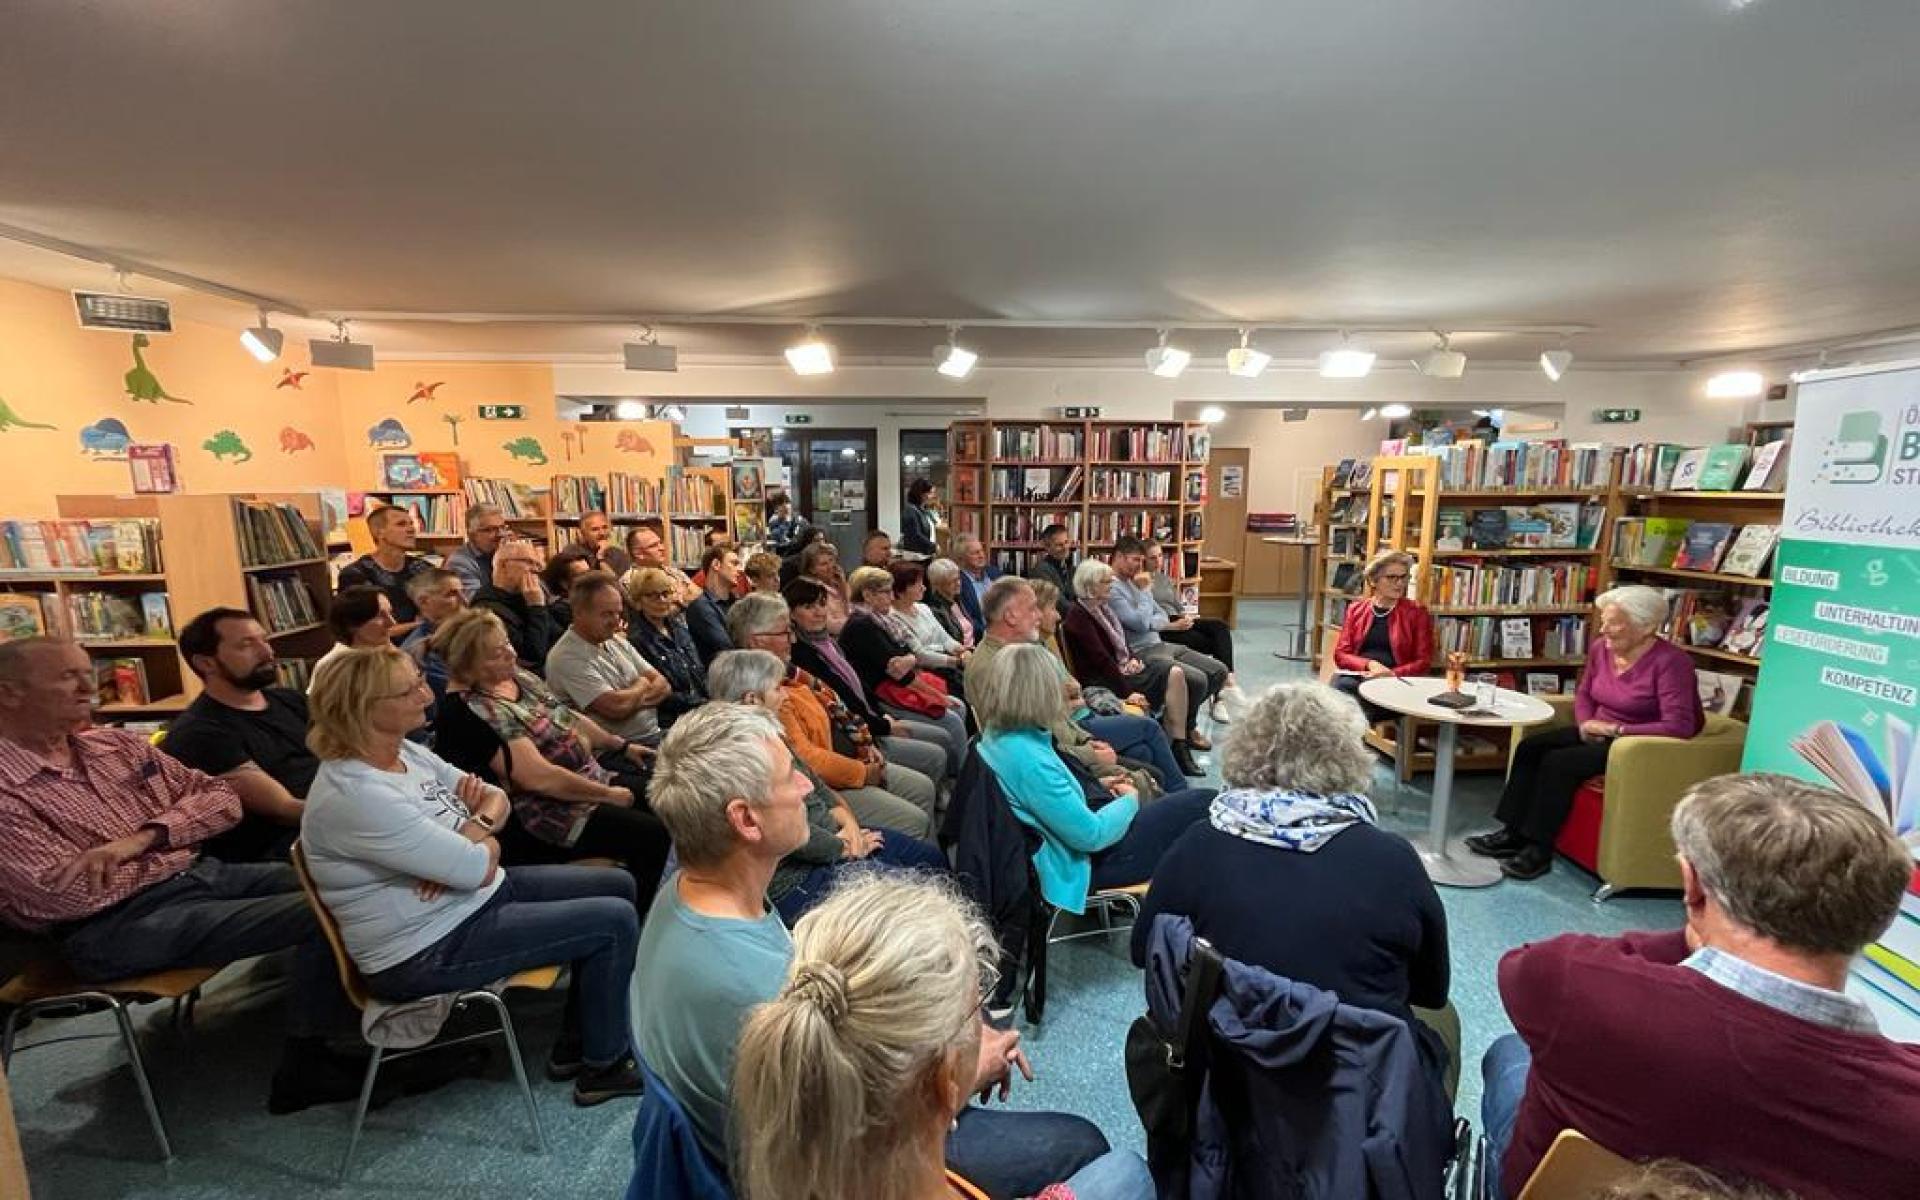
left=1509, top=697, right=1748, bottom=901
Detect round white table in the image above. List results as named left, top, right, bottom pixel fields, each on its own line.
left=1359, top=675, right=1556, bottom=888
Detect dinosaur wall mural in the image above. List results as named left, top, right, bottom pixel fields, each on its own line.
left=0, top=397, right=56, bottom=433
left=407, top=381, right=445, bottom=403
left=615, top=430, right=656, bottom=455
left=203, top=430, right=253, bottom=462
left=124, top=334, right=190, bottom=404
left=368, top=418, right=411, bottom=448
left=279, top=426, right=315, bottom=454
left=502, top=436, right=548, bottom=465
left=276, top=368, right=308, bottom=390
left=79, top=418, right=133, bottom=459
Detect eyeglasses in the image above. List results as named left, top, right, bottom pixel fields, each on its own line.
left=753, top=627, right=795, bottom=640
left=977, top=960, right=1003, bottom=1005
left=1377, top=573, right=1410, bottom=582
left=638, top=589, right=675, bottom=600
left=381, top=676, right=429, bottom=699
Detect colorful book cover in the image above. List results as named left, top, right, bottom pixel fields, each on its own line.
left=1639, top=517, right=1693, bottom=567
left=1685, top=592, right=1734, bottom=647
left=416, top=452, right=463, bottom=490
left=127, top=444, right=179, bottom=494
left=1696, top=444, right=1750, bottom=492
left=730, top=459, right=764, bottom=501
left=0, top=593, right=45, bottom=641
left=1504, top=502, right=1579, bottom=548
left=1668, top=448, right=1708, bottom=491
left=1499, top=618, right=1534, bottom=658
left=1524, top=672, right=1562, bottom=696
left=1721, top=525, right=1780, bottom=577
left=140, top=593, right=172, bottom=637
left=1468, top=509, right=1509, bottom=549
left=1673, top=522, right=1735, bottom=572
left=1724, top=598, right=1770, bottom=658
left=1695, top=669, right=1744, bottom=715
left=1742, top=439, right=1789, bottom=490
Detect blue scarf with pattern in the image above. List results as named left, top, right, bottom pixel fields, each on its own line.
left=1208, top=786, right=1378, bottom=853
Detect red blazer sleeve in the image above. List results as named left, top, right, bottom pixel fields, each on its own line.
left=1390, top=602, right=1434, bottom=677
left=1332, top=601, right=1371, bottom=672
left=1063, top=607, right=1124, bottom=693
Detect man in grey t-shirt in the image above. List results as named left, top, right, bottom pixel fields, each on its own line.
left=543, top=572, right=668, bottom=744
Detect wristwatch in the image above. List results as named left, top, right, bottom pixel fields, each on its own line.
left=471, top=811, right=497, bottom=832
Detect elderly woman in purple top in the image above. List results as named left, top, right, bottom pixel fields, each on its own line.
left=1467, top=585, right=1704, bottom=881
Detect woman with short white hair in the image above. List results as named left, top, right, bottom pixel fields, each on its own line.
left=1062, top=558, right=1202, bottom=775
left=1469, top=584, right=1704, bottom=880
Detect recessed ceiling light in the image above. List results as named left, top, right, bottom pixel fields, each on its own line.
left=1145, top=330, right=1191, bottom=378
left=785, top=329, right=835, bottom=376
left=1225, top=330, right=1271, bottom=378
left=1540, top=348, right=1574, bottom=382
left=1704, top=370, right=1764, bottom=399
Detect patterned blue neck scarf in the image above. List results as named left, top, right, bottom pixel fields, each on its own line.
left=1209, top=787, right=1378, bottom=853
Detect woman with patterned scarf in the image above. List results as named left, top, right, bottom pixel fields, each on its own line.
left=1131, top=680, right=1460, bottom=1097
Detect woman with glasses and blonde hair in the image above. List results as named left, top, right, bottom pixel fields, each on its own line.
left=1329, top=549, right=1434, bottom=722
left=626, top=566, right=709, bottom=727
left=300, top=645, right=644, bottom=1104
left=732, top=872, right=1153, bottom=1200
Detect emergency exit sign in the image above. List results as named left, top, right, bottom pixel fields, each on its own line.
left=1592, top=408, right=1641, bottom=424
left=477, top=404, right=525, bottom=420
left=785, top=413, right=813, bottom=425
left=1061, top=406, right=1103, bottom=419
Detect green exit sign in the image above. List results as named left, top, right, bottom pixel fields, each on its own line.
left=1592, top=408, right=1641, bottom=424
left=478, top=404, right=525, bottom=420
left=785, top=413, right=813, bottom=425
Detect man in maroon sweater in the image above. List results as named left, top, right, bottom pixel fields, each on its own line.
left=1483, top=771, right=1920, bottom=1199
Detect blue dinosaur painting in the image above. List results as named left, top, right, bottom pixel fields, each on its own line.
left=79, top=417, right=134, bottom=459
left=367, top=418, right=412, bottom=448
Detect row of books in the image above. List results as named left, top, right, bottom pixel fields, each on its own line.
left=246, top=573, right=322, bottom=634
left=551, top=474, right=608, bottom=517
left=608, top=472, right=666, bottom=516
left=1663, top=590, right=1769, bottom=658
left=1613, top=519, right=1778, bottom=577
left=1620, top=439, right=1789, bottom=492
left=989, top=510, right=1082, bottom=544
left=1436, top=503, right=1604, bottom=551
left=232, top=500, right=322, bottom=566
left=1329, top=459, right=1375, bottom=490
left=668, top=469, right=724, bottom=516
left=66, top=591, right=172, bottom=641
left=94, top=657, right=154, bottom=707
left=374, top=492, right=464, bottom=536
left=274, top=658, right=316, bottom=691
left=1326, top=495, right=1372, bottom=528
left=1086, top=510, right=1176, bottom=545
left=463, top=477, right=540, bottom=519
left=0, top=518, right=165, bottom=575
left=992, top=466, right=1083, bottom=502
left=1412, top=439, right=1618, bottom=491
left=668, top=523, right=715, bottom=567
left=1088, top=425, right=1206, bottom=463
left=1087, top=467, right=1178, bottom=502
left=1433, top=614, right=1590, bottom=661
left=1181, top=511, right=1203, bottom=542
left=1425, top=561, right=1598, bottom=609
left=991, top=425, right=1084, bottom=461
left=0, top=593, right=59, bottom=641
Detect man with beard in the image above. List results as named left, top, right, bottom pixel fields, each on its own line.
left=161, top=607, right=318, bottom=862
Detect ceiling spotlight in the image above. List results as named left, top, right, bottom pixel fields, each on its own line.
left=785, top=328, right=836, bottom=376
left=623, top=326, right=679, bottom=372
left=1413, top=333, right=1466, bottom=379
left=655, top=402, right=689, bottom=422
left=309, top=320, right=375, bottom=371
left=1318, top=334, right=1376, bottom=379
left=1145, top=330, right=1191, bottom=379
left=1225, top=329, right=1271, bottom=378
left=1540, top=347, right=1574, bottom=382
left=1381, top=403, right=1413, bottom=419
left=934, top=327, right=979, bottom=379
left=1198, top=405, right=1227, bottom=424
left=239, top=311, right=284, bottom=363
left=614, top=399, right=648, bottom=420
left=1361, top=407, right=1379, bottom=421
left=1704, top=370, right=1764, bottom=399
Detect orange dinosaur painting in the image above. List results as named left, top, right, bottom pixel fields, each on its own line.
left=276, top=369, right=308, bottom=390
left=279, top=426, right=315, bottom=454
left=407, top=381, right=445, bottom=403
left=615, top=430, right=656, bottom=455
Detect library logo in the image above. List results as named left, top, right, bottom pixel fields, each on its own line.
left=1813, top=410, right=1887, bottom=485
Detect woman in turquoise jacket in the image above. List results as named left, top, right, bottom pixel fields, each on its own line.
left=974, top=642, right=1212, bottom=913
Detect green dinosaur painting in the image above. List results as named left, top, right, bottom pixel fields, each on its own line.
left=203, top=430, right=253, bottom=462
left=0, top=397, right=55, bottom=431
left=125, top=334, right=191, bottom=404
left=502, top=436, right=548, bottom=466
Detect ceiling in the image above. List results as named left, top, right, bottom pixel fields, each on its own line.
left=4, top=1, right=1919, bottom=364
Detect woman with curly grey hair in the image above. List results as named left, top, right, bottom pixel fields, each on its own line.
left=1132, top=681, right=1455, bottom=1091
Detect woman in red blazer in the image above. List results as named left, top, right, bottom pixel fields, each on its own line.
left=1330, top=550, right=1433, bottom=721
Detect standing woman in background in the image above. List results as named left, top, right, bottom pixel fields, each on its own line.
left=901, top=478, right=939, bottom=556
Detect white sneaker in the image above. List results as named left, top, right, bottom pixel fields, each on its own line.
left=1217, top=685, right=1252, bottom=721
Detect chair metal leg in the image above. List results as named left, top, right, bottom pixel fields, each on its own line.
left=1591, top=883, right=1616, bottom=904
left=107, top=998, right=174, bottom=1162
left=469, top=992, right=546, bottom=1153
left=337, top=1045, right=385, bottom=1183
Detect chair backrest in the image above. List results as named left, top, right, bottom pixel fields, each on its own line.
left=1516, top=1130, right=1634, bottom=1200
left=289, top=841, right=376, bottom=1010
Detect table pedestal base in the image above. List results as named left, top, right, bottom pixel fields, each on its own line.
left=1415, top=722, right=1506, bottom=889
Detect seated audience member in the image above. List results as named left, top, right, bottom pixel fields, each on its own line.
left=1064, top=558, right=1203, bottom=776
left=163, top=607, right=313, bottom=861
left=627, top=566, right=709, bottom=728
left=1141, top=539, right=1250, bottom=721
left=400, top=567, right=467, bottom=716
left=901, top=477, right=939, bottom=556
left=683, top=542, right=740, bottom=664
left=634, top=704, right=1112, bottom=1194
left=784, top=576, right=954, bottom=784
left=431, top=609, right=671, bottom=899
left=924, top=557, right=977, bottom=649
left=621, top=520, right=698, bottom=608
left=974, top=642, right=1211, bottom=914
left=795, top=541, right=852, bottom=632
left=1468, top=584, right=1702, bottom=881
left=975, top=577, right=1186, bottom=794
left=765, top=491, right=798, bottom=552
left=570, top=510, right=631, bottom=576
left=301, top=645, right=642, bottom=1105
left=471, top=539, right=559, bottom=671
left=1023, top=522, right=1078, bottom=616
left=728, top=592, right=938, bottom=838
left=860, top=528, right=894, bottom=569
left=0, top=637, right=360, bottom=1112
left=844, top=566, right=968, bottom=775
left=445, top=502, right=508, bottom=600
left=707, top=649, right=946, bottom=922
left=1107, top=535, right=1229, bottom=724
left=1599, top=1161, right=1800, bottom=1200
left=744, top=550, right=783, bottom=595
left=735, top=873, right=1153, bottom=1200
left=539, top=545, right=596, bottom=633
left=544, top=572, right=669, bottom=760
left=1329, top=549, right=1433, bottom=723
left=1133, top=682, right=1454, bottom=1090
left=1481, top=773, right=1920, bottom=1200
left=951, top=534, right=1001, bottom=633
left=313, top=584, right=398, bottom=687
left=888, top=559, right=970, bottom=690
left=336, top=504, right=433, bottom=628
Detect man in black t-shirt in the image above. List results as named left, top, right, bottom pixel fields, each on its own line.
left=335, top=505, right=433, bottom=627
left=161, top=607, right=317, bottom=861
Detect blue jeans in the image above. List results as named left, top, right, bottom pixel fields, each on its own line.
left=1480, top=1033, right=1534, bottom=1200
left=1063, top=1150, right=1157, bottom=1200
left=1091, top=788, right=1214, bottom=890
left=946, top=1104, right=1110, bottom=1200
left=366, top=865, right=638, bottom=1066
left=771, top=827, right=952, bottom=924
left=888, top=704, right=969, bottom=778
left=1080, top=713, right=1184, bottom=793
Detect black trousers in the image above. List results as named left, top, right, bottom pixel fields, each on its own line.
left=498, top=804, right=672, bottom=906
left=1162, top=618, right=1235, bottom=671
left=1330, top=671, right=1394, bottom=724
left=1495, top=725, right=1611, bottom=848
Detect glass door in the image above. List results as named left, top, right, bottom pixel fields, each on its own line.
left=772, top=429, right=878, bottom=569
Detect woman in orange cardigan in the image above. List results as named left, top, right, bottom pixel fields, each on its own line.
left=1331, top=550, right=1434, bottom=723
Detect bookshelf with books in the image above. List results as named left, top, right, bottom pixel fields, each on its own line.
left=666, top=465, right=733, bottom=568
left=945, top=419, right=1211, bottom=579
left=363, top=489, right=467, bottom=542
left=462, top=476, right=550, bottom=544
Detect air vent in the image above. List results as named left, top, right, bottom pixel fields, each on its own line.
left=1281, top=407, right=1309, bottom=422
left=74, top=291, right=173, bottom=333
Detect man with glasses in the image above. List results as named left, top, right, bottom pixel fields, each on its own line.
left=471, top=540, right=559, bottom=670
left=446, top=504, right=509, bottom=600
left=620, top=519, right=699, bottom=608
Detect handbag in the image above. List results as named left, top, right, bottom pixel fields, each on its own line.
left=876, top=668, right=949, bottom=720
left=1126, top=933, right=1225, bottom=1146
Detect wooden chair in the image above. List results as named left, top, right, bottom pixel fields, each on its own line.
left=290, top=844, right=558, bottom=1182
left=1, top=1056, right=28, bottom=1199
left=0, top=947, right=220, bottom=1162
left=1516, top=1130, right=1634, bottom=1199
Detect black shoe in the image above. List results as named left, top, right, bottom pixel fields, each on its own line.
left=546, top=1032, right=585, bottom=1082
left=1465, top=828, right=1528, bottom=859
left=1501, top=845, right=1553, bottom=881
left=573, top=1054, right=645, bottom=1107
left=1172, top=741, right=1205, bottom=778
left=268, top=1042, right=385, bottom=1115
left=391, top=1042, right=492, bottom=1096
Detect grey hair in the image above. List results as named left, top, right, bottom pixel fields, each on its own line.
left=975, top=642, right=1064, bottom=732
left=925, top=558, right=960, bottom=587
left=1220, top=682, right=1376, bottom=796
left=707, top=648, right=787, bottom=703
left=981, top=576, right=1035, bottom=627
left=648, top=702, right=785, bottom=869
left=1363, top=549, right=1414, bottom=584
left=1072, top=558, right=1114, bottom=596
left=0, top=636, right=69, bottom=685
left=733, top=872, right=996, bottom=1200
left=1595, top=584, right=1669, bottom=633
left=727, top=592, right=791, bottom=647
left=952, top=533, right=984, bottom=555
left=1670, top=772, right=1911, bottom=956
left=464, top=502, right=504, bottom=532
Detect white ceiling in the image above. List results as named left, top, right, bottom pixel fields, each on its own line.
left=3, top=1, right=1919, bottom=363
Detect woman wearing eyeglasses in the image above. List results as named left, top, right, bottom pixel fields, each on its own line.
left=626, top=567, right=709, bottom=729
left=1329, top=550, right=1434, bottom=724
